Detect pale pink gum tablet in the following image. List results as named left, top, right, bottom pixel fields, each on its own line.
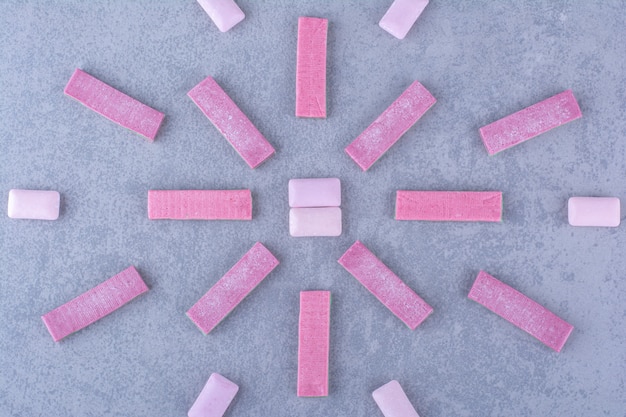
left=64, top=69, right=164, bottom=141
left=372, top=380, right=421, bottom=417
left=148, top=190, right=252, bottom=220
left=338, top=241, right=433, bottom=329
left=289, top=178, right=341, bottom=208
left=298, top=291, right=330, bottom=397
left=41, top=266, right=148, bottom=342
left=196, top=0, right=245, bottom=32
left=296, top=17, right=328, bottom=118
left=345, top=81, right=436, bottom=171
left=8, top=189, right=60, bottom=220
left=289, top=207, right=342, bottom=237
left=188, top=372, right=239, bottom=417
left=479, top=90, right=582, bottom=155
left=468, top=271, right=574, bottom=352
left=188, top=76, right=275, bottom=169
left=568, top=197, right=620, bottom=227
left=395, top=191, right=502, bottom=222
left=379, top=0, right=429, bottom=40
left=186, top=242, right=279, bottom=334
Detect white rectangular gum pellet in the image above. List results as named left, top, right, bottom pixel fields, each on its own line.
left=289, top=207, right=342, bottom=237
left=372, top=380, right=421, bottom=417
left=8, top=189, right=60, bottom=220
left=196, top=0, right=245, bottom=32
left=379, top=0, right=429, bottom=40
left=289, top=178, right=341, bottom=208
left=188, top=373, right=239, bottom=417
left=568, top=197, right=620, bottom=227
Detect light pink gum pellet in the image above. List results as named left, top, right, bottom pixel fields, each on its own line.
left=289, top=208, right=342, bottom=237
left=395, top=191, right=502, bottom=222
left=64, top=69, right=164, bottom=141
left=338, top=241, right=433, bottom=329
left=148, top=190, right=252, bottom=220
left=372, top=380, right=421, bottom=417
left=298, top=291, right=330, bottom=397
left=296, top=17, right=328, bottom=118
left=186, top=242, right=279, bottom=334
left=188, top=372, right=239, bottom=417
left=196, top=0, right=245, bottom=32
left=41, top=266, right=148, bottom=342
left=289, top=178, right=341, bottom=208
left=379, top=0, right=429, bottom=40
left=7, top=189, right=60, bottom=220
left=188, top=76, right=276, bottom=169
left=468, top=271, right=574, bottom=352
left=568, top=197, right=620, bottom=227
left=479, top=89, right=582, bottom=155
left=345, top=81, right=436, bottom=171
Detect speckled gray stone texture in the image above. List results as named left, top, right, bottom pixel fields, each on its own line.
left=0, top=1, right=625, bottom=416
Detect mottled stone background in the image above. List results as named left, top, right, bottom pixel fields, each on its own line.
left=0, top=1, right=625, bottom=416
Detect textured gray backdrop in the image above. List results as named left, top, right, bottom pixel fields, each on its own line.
left=1, top=1, right=625, bottom=416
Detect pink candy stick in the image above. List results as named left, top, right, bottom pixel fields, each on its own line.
left=345, top=81, right=436, bottom=171
left=379, top=0, right=429, bottom=40
left=372, top=380, right=421, bottom=417
left=297, top=291, right=331, bottom=397
left=468, top=271, right=574, bottom=352
left=479, top=90, right=582, bottom=155
left=64, top=69, right=164, bottom=141
left=338, top=241, right=433, bottom=329
left=568, top=197, right=620, bottom=227
left=296, top=17, right=328, bottom=118
left=188, top=76, right=276, bottom=169
left=148, top=190, right=252, bottom=220
left=188, top=373, right=239, bottom=417
left=41, top=266, right=148, bottom=342
left=395, top=191, right=502, bottom=222
left=289, top=178, right=341, bottom=208
left=196, top=0, right=245, bottom=32
left=7, top=189, right=60, bottom=220
left=187, top=242, right=279, bottom=334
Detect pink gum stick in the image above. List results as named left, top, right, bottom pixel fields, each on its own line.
left=379, top=0, right=429, bottom=40
left=296, top=17, right=328, bottom=118
left=297, top=291, right=331, bottom=397
left=568, top=197, right=620, bottom=227
left=187, top=242, right=279, bottom=334
left=188, top=76, right=275, bottom=169
left=395, top=191, right=502, bottom=222
left=196, top=0, right=245, bottom=32
left=64, top=69, right=164, bottom=141
left=345, top=81, right=436, bottom=171
left=338, top=241, right=433, bottom=329
left=479, top=89, right=582, bottom=155
left=188, top=373, right=239, bottom=417
left=468, top=271, right=574, bottom=352
left=41, top=266, right=148, bottom=342
left=148, top=190, right=252, bottom=220
left=372, top=380, right=421, bottom=417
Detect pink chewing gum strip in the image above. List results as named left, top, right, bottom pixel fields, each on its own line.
left=345, top=81, right=436, bottom=171
left=7, top=189, right=60, bottom=220
left=289, top=207, right=342, bottom=237
left=41, top=266, right=148, bottom=342
left=479, top=90, right=582, bottom=155
left=568, top=197, right=620, bottom=227
left=296, top=17, right=328, bottom=118
left=379, top=0, right=429, bottom=40
left=395, top=191, right=502, bottom=222
left=196, top=0, right=245, bottom=32
left=188, top=373, right=239, bottom=417
left=187, top=242, right=279, bottom=334
left=289, top=178, right=340, bottom=208
left=297, top=291, right=331, bottom=397
left=64, top=69, right=164, bottom=141
left=468, top=271, right=574, bottom=352
left=338, top=241, right=433, bottom=329
left=372, top=380, right=421, bottom=417
left=188, top=76, right=275, bottom=169
left=148, top=190, right=252, bottom=220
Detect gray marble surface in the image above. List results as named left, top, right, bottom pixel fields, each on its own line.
left=1, top=1, right=625, bottom=416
